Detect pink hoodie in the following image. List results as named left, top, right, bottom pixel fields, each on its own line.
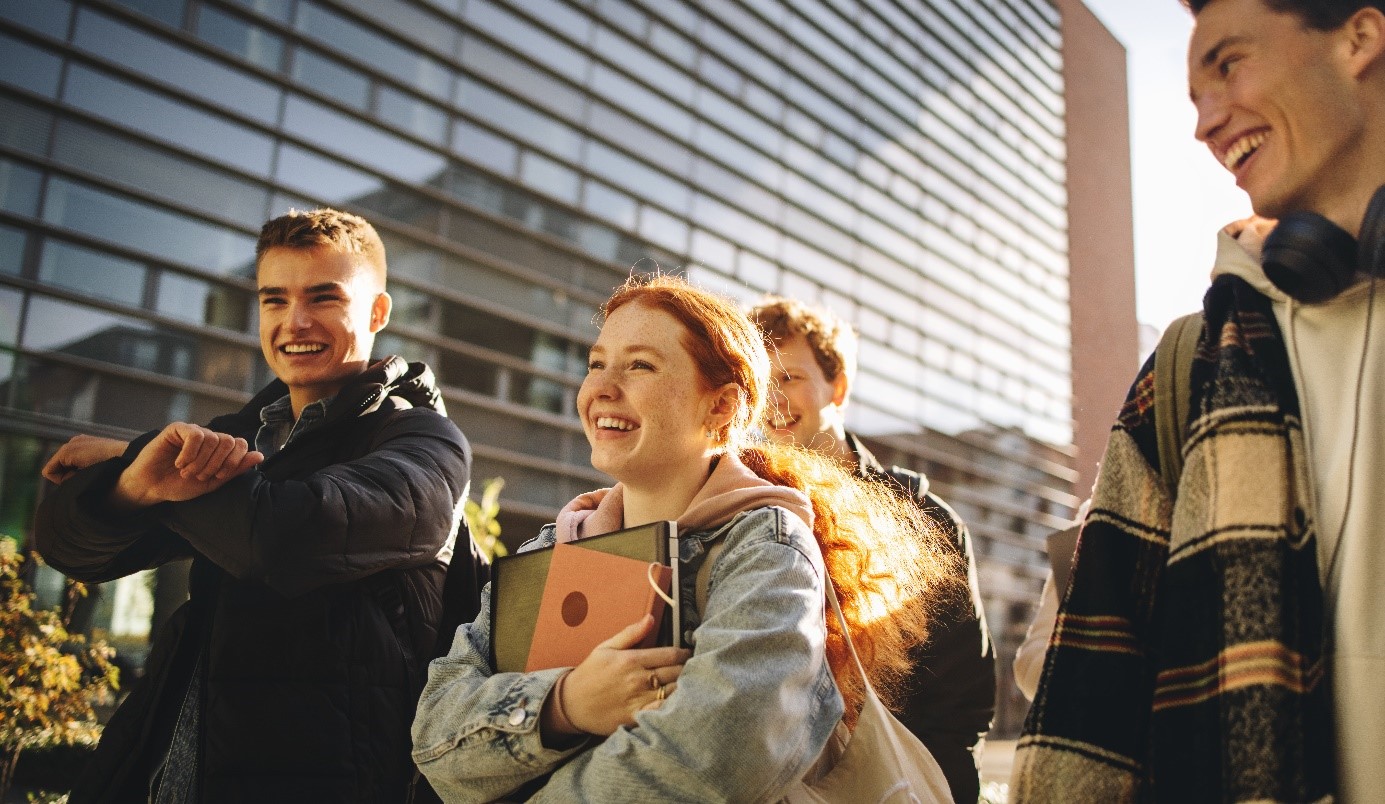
left=554, top=453, right=814, bottom=542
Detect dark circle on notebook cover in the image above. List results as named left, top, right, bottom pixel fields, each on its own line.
left=562, top=591, right=589, bottom=627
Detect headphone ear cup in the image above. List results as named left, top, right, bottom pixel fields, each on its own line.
left=1262, top=212, right=1357, bottom=303
left=1356, top=185, right=1385, bottom=280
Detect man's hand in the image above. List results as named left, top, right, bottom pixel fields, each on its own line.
left=42, top=435, right=131, bottom=484
left=109, top=423, right=264, bottom=511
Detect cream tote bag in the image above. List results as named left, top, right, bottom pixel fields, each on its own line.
left=780, top=576, right=955, bottom=804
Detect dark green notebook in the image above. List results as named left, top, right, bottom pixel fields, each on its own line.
left=490, top=521, right=679, bottom=673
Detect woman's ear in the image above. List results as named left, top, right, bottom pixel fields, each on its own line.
left=704, top=383, right=741, bottom=434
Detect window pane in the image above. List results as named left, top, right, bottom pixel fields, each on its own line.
left=295, top=1, right=451, bottom=99
left=463, top=1, right=588, bottom=78
left=156, top=271, right=251, bottom=332
left=38, top=240, right=147, bottom=307
left=437, top=349, right=496, bottom=397
left=0, top=95, right=56, bottom=157
left=459, top=37, right=584, bottom=122
left=0, top=32, right=62, bottom=97
left=450, top=119, right=517, bottom=175
left=51, top=119, right=270, bottom=229
left=73, top=9, right=281, bottom=123
left=282, top=96, right=446, bottom=184
left=377, top=86, right=448, bottom=144
left=0, top=224, right=26, bottom=276
left=290, top=48, right=370, bottom=110
left=23, top=295, right=256, bottom=391
left=274, top=144, right=382, bottom=203
left=0, top=158, right=42, bottom=217
left=108, top=0, right=184, bottom=26
left=586, top=141, right=690, bottom=213
left=373, top=332, right=437, bottom=366
left=41, top=177, right=257, bottom=276
left=593, top=27, right=694, bottom=104
left=329, top=0, right=459, bottom=56
left=195, top=5, right=285, bottom=71
left=22, top=295, right=152, bottom=353
left=518, top=151, right=579, bottom=205
left=0, top=0, right=72, bottom=39
left=455, top=78, right=582, bottom=161
left=225, top=0, right=292, bottom=23
left=0, top=287, right=21, bottom=345
left=589, top=65, right=693, bottom=140
left=62, top=65, right=275, bottom=177
left=351, top=184, right=444, bottom=234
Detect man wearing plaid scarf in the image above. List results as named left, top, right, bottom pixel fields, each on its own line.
left=1013, top=0, right=1385, bottom=801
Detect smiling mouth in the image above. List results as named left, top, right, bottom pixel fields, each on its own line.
left=1223, top=132, right=1267, bottom=171
left=595, top=416, right=638, bottom=432
left=281, top=343, right=326, bottom=355
left=769, top=414, right=799, bottom=429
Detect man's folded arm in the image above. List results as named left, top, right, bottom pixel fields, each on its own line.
left=33, top=453, right=195, bottom=583
left=158, top=409, right=471, bottom=597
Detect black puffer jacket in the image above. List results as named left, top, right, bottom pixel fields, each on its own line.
left=35, top=358, right=477, bottom=803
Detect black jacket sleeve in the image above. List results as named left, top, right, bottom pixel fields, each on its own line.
left=898, top=490, right=996, bottom=804
left=156, top=407, right=471, bottom=598
left=33, top=433, right=194, bottom=583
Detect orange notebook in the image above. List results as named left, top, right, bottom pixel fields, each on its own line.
left=524, top=542, right=673, bottom=672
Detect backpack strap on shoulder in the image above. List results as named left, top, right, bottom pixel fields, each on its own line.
left=1153, top=312, right=1203, bottom=495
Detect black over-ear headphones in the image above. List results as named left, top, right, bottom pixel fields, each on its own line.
left=1261, top=184, right=1385, bottom=303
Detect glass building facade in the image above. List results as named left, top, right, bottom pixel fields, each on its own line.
left=0, top=0, right=1092, bottom=735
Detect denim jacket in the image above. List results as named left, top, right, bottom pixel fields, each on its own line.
left=411, top=506, right=844, bottom=803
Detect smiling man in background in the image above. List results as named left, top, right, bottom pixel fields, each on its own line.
left=36, top=208, right=479, bottom=803
left=750, top=296, right=995, bottom=804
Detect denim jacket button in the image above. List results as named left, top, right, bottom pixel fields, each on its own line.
left=508, top=708, right=525, bottom=726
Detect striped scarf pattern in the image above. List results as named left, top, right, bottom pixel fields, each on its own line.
left=1011, top=275, right=1334, bottom=802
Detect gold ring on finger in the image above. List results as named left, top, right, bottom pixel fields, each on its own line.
left=656, top=684, right=666, bottom=701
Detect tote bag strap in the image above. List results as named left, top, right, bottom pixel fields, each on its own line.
left=823, top=574, right=871, bottom=694
left=782, top=573, right=954, bottom=804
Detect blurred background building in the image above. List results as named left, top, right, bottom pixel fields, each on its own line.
left=0, top=0, right=1137, bottom=737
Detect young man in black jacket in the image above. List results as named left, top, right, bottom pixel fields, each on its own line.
left=751, top=296, right=996, bottom=804
left=36, top=208, right=480, bottom=803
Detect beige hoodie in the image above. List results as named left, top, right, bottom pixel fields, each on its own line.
left=1212, top=220, right=1385, bottom=803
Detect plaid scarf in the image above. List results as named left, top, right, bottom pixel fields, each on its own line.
left=1011, top=274, right=1335, bottom=802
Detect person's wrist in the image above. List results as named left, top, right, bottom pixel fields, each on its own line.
left=539, top=670, right=588, bottom=750
left=550, top=670, right=581, bottom=734
left=108, top=470, right=153, bottom=512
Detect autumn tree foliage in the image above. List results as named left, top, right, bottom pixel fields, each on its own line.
left=0, top=538, right=118, bottom=800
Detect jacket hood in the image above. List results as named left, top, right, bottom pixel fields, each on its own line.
left=1210, top=217, right=1288, bottom=302
left=356, top=357, right=447, bottom=417
left=240, top=356, right=446, bottom=424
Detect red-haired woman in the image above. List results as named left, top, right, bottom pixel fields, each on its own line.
left=412, top=275, right=956, bottom=801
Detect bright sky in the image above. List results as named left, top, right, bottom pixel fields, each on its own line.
left=1079, top=1, right=1252, bottom=332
